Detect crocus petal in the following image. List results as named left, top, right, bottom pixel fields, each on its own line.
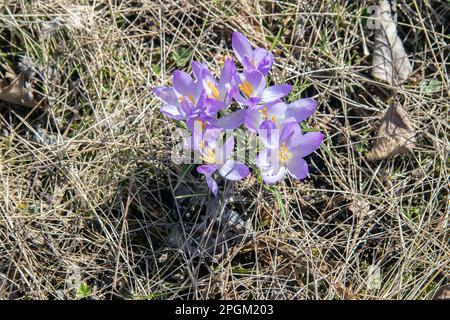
left=266, top=100, right=287, bottom=124
left=260, top=84, right=292, bottom=104
left=232, top=32, right=253, bottom=63
left=233, top=92, right=247, bottom=105
left=243, top=106, right=263, bottom=132
left=246, top=96, right=261, bottom=106
left=194, top=81, right=205, bottom=101
left=219, top=85, right=236, bottom=107
left=260, top=55, right=274, bottom=75
left=285, top=98, right=318, bottom=122
left=192, top=90, right=207, bottom=111
left=186, top=114, right=216, bottom=134
left=280, top=120, right=301, bottom=146
left=244, top=70, right=266, bottom=96
left=278, top=117, right=298, bottom=132
left=253, top=48, right=274, bottom=75
left=290, top=132, right=324, bottom=157
left=181, top=99, right=195, bottom=114
left=153, top=86, right=179, bottom=106
left=252, top=48, right=269, bottom=65
left=197, top=164, right=218, bottom=175
left=216, top=109, right=246, bottom=129
left=204, top=98, right=225, bottom=114
left=206, top=173, right=219, bottom=197
left=256, top=60, right=272, bottom=76
left=218, top=160, right=250, bottom=181
left=242, top=55, right=255, bottom=71
left=219, top=58, right=236, bottom=88
left=228, top=85, right=239, bottom=98
left=261, top=165, right=286, bottom=184
left=286, top=158, right=309, bottom=180
left=260, top=119, right=277, bottom=131
left=192, top=61, right=211, bottom=81
left=201, top=71, right=219, bottom=99
left=255, top=148, right=273, bottom=168
left=173, top=70, right=195, bottom=96
left=160, top=104, right=186, bottom=120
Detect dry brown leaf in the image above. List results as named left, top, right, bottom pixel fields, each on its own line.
left=367, top=102, right=415, bottom=161
left=0, top=71, right=37, bottom=108
left=372, top=0, right=413, bottom=85
left=432, top=284, right=450, bottom=300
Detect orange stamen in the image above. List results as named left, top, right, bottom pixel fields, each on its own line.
left=239, top=81, right=253, bottom=97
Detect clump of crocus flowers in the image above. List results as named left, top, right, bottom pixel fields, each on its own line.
left=153, top=32, right=324, bottom=196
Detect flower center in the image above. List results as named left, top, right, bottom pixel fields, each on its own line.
left=258, top=106, right=268, bottom=117
left=239, top=81, right=253, bottom=97
left=207, top=81, right=220, bottom=99
left=258, top=107, right=277, bottom=123
left=201, top=147, right=216, bottom=164
left=278, top=142, right=291, bottom=163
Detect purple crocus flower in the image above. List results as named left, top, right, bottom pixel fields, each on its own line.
left=233, top=70, right=292, bottom=107
left=153, top=70, right=203, bottom=120
left=154, top=66, right=220, bottom=130
left=197, top=136, right=250, bottom=196
left=232, top=31, right=274, bottom=76
left=255, top=121, right=323, bottom=184
left=245, top=98, right=318, bottom=132
left=153, top=31, right=325, bottom=196
left=200, top=58, right=238, bottom=111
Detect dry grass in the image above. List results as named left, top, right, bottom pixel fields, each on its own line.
left=0, top=0, right=448, bottom=299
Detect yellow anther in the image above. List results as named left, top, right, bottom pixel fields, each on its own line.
left=258, top=107, right=277, bottom=124
left=239, top=81, right=253, bottom=97
left=258, top=107, right=268, bottom=118
left=278, top=142, right=291, bottom=163
left=201, top=147, right=216, bottom=164
left=207, top=81, right=220, bottom=99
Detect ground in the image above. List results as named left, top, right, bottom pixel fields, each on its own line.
left=0, top=0, right=448, bottom=299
